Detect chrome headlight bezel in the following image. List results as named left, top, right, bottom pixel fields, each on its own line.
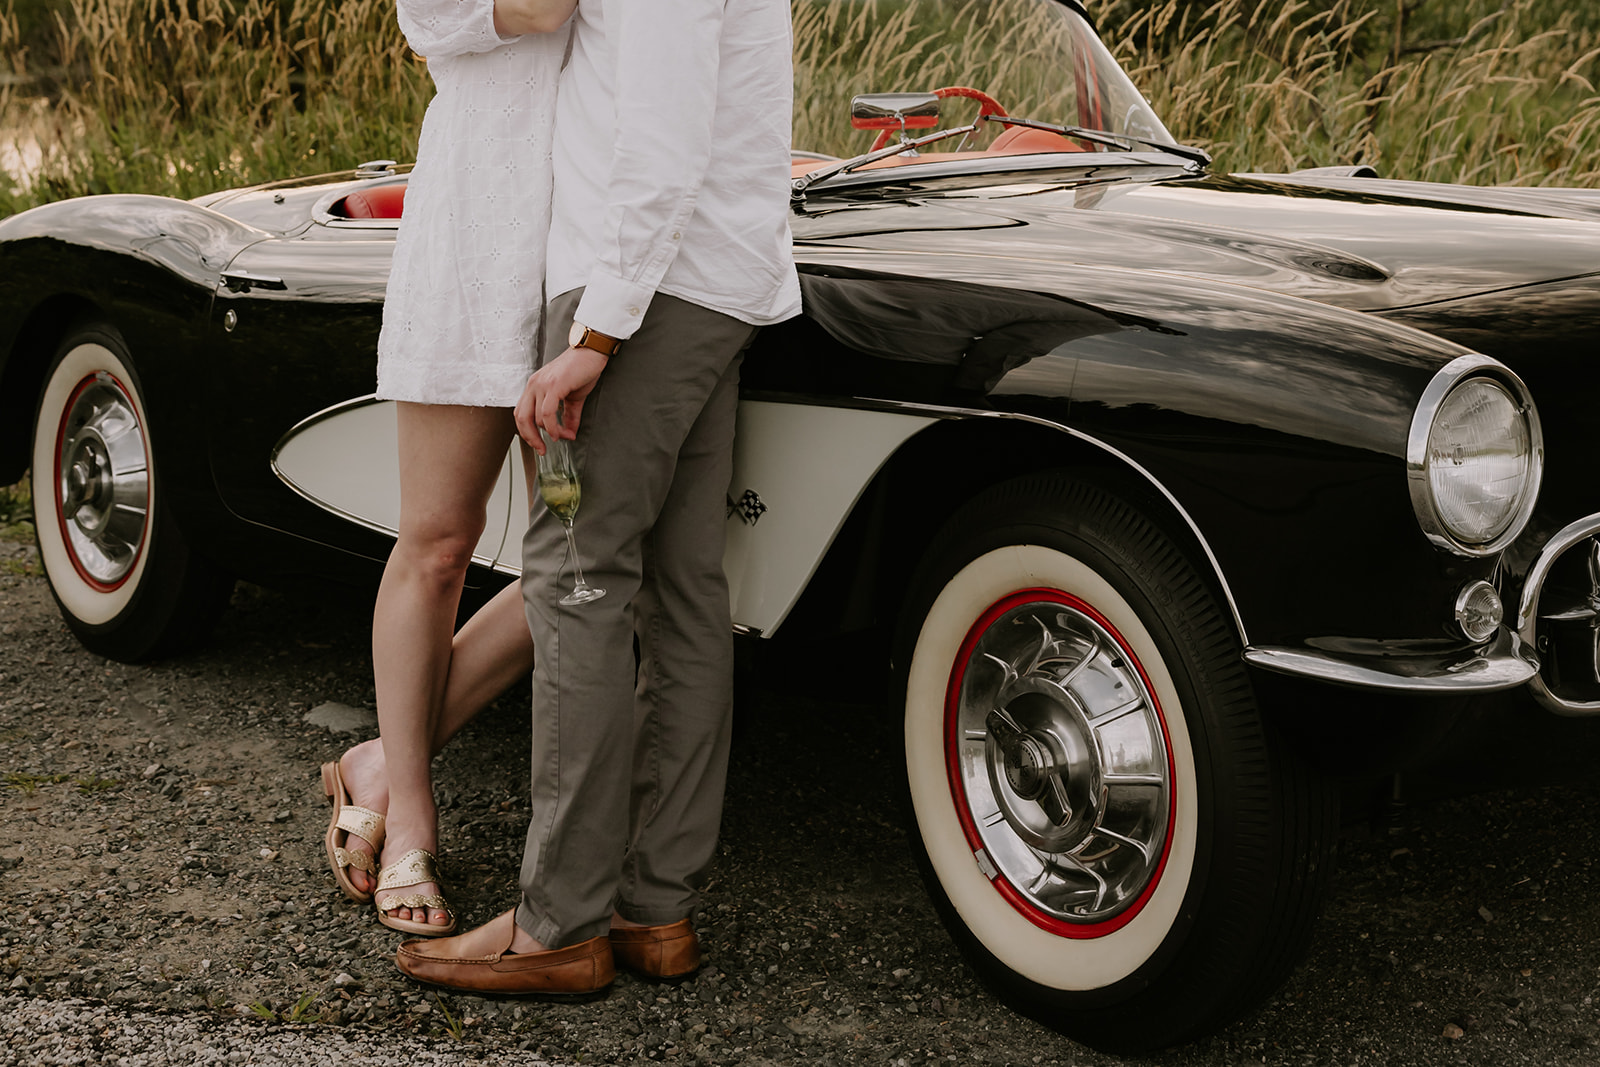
left=1406, top=354, right=1543, bottom=557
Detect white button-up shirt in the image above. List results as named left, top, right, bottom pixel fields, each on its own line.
left=546, top=0, right=803, bottom=339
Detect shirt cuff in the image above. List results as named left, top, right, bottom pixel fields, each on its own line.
left=573, top=273, right=657, bottom=341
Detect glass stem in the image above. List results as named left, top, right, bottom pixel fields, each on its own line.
left=563, top=522, right=589, bottom=590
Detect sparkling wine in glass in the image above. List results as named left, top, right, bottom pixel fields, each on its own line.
left=537, top=434, right=606, bottom=606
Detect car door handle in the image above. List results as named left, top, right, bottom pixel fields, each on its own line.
left=221, top=270, right=288, bottom=293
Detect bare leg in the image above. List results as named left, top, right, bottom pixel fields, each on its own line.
left=340, top=579, right=535, bottom=894
left=341, top=434, right=543, bottom=918
left=349, top=403, right=521, bottom=927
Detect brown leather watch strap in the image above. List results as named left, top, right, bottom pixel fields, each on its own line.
left=572, top=325, right=622, bottom=357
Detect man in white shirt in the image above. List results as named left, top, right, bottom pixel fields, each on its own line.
left=396, top=0, right=801, bottom=996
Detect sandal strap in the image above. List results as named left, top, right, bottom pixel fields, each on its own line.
left=376, top=848, right=444, bottom=894
left=333, top=846, right=378, bottom=875
left=334, top=805, right=385, bottom=845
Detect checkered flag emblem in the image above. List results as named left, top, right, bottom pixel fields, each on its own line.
left=727, top=489, right=768, bottom=526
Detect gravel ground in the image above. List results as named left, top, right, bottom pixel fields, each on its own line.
left=5, top=525, right=1600, bottom=1066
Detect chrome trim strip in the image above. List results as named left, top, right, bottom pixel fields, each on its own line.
left=739, top=391, right=1252, bottom=646
left=1515, top=511, right=1600, bottom=715
left=1405, top=354, right=1545, bottom=557
left=268, top=394, right=386, bottom=472
left=1244, top=629, right=1536, bottom=693
left=799, top=151, right=1191, bottom=197
left=269, top=394, right=501, bottom=570
left=320, top=218, right=402, bottom=231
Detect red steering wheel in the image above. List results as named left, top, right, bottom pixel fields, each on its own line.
left=868, top=86, right=1009, bottom=151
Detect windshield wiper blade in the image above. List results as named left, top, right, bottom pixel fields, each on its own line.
left=982, top=114, right=1211, bottom=169
left=791, top=121, right=981, bottom=201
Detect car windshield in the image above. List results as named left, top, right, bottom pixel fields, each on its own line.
left=792, top=0, right=1175, bottom=163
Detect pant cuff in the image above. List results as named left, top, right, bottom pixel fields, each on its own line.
left=514, top=899, right=562, bottom=948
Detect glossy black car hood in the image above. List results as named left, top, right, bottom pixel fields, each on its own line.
left=794, top=167, right=1600, bottom=313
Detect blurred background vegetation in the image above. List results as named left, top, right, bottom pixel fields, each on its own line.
left=1, top=0, right=1599, bottom=218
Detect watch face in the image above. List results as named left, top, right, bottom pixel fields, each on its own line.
left=568, top=321, right=585, bottom=348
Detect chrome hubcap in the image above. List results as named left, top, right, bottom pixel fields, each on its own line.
left=951, top=595, right=1171, bottom=925
left=55, top=375, right=148, bottom=586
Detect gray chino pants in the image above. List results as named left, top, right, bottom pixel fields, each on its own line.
left=516, top=287, right=756, bottom=948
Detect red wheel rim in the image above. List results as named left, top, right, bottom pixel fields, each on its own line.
left=52, top=370, right=150, bottom=593
left=943, top=588, right=1176, bottom=938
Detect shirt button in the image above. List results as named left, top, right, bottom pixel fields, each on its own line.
left=628, top=306, right=641, bottom=316
left=671, top=231, right=681, bottom=240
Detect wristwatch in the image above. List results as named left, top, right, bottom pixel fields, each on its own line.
left=568, top=321, right=622, bottom=357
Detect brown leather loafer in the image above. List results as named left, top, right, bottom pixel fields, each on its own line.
left=609, top=918, right=700, bottom=980
left=396, top=908, right=614, bottom=998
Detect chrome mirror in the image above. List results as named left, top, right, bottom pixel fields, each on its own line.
left=850, top=92, right=940, bottom=132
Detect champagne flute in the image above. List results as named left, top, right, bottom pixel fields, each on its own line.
left=536, top=433, right=606, bottom=606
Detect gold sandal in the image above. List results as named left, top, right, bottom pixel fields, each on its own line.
left=321, top=760, right=384, bottom=904
left=375, top=848, right=458, bottom=937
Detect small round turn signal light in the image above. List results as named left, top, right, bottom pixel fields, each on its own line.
left=1454, top=580, right=1503, bottom=644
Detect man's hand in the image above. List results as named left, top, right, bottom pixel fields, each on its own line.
left=515, top=345, right=610, bottom=453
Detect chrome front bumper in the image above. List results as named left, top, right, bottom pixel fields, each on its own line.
left=1243, top=511, right=1600, bottom=709
left=1516, top=512, right=1600, bottom=716
left=1244, top=630, right=1537, bottom=694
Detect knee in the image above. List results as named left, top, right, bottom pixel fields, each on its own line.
left=394, top=524, right=484, bottom=586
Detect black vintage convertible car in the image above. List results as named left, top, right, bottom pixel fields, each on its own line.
left=4, top=0, right=1599, bottom=1052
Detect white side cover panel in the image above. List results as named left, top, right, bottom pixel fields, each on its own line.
left=270, top=398, right=513, bottom=566
left=716, top=401, right=935, bottom=634
left=274, top=398, right=934, bottom=636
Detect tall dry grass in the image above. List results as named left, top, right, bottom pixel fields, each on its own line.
left=2, top=0, right=1600, bottom=217
left=1098, top=0, right=1600, bottom=185
left=0, top=0, right=433, bottom=212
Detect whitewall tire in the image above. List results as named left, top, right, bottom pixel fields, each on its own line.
left=31, top=324, right=230, bottom=661
left=897, top=472, right=1336, bottom=1053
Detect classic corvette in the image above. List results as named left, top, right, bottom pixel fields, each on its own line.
left=4, top=0, right=1599, bottom=1052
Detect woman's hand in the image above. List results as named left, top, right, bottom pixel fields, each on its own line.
left=493, top=0, right=576, bottom=37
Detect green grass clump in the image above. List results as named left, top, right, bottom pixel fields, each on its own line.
left=2, top=0, right=1599, bottom=217
left=4, top=771, right=70, bottom=793
left=0, top=476, right=33, bottom=535
left=0, top=477, right=34, bottom=572
left=247, top=987, right=326, bottom=1022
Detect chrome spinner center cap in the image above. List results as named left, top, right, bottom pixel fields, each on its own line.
left=984, top=681, right=1101, bottom=854
left=953, top=599, right=1171, bottom=924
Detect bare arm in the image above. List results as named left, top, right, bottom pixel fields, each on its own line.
left=494, top=0, right=576, bottom=37
left=399, top=0, right=572, bottom=55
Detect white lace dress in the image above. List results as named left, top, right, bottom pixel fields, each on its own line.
left=375, top=0, right=567, bottom=407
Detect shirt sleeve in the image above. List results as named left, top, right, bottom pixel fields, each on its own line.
left=573, top=0, right=726, bottom=340
left=397, top=0, right=518, bottom=58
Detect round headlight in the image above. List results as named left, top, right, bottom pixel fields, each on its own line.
left=1427, top=378, right=1532, bottom=544
left=1408, top=357, right=1542, bottom=556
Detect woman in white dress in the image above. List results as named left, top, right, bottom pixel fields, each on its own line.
left=319, top=0, right=576, bottom=937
